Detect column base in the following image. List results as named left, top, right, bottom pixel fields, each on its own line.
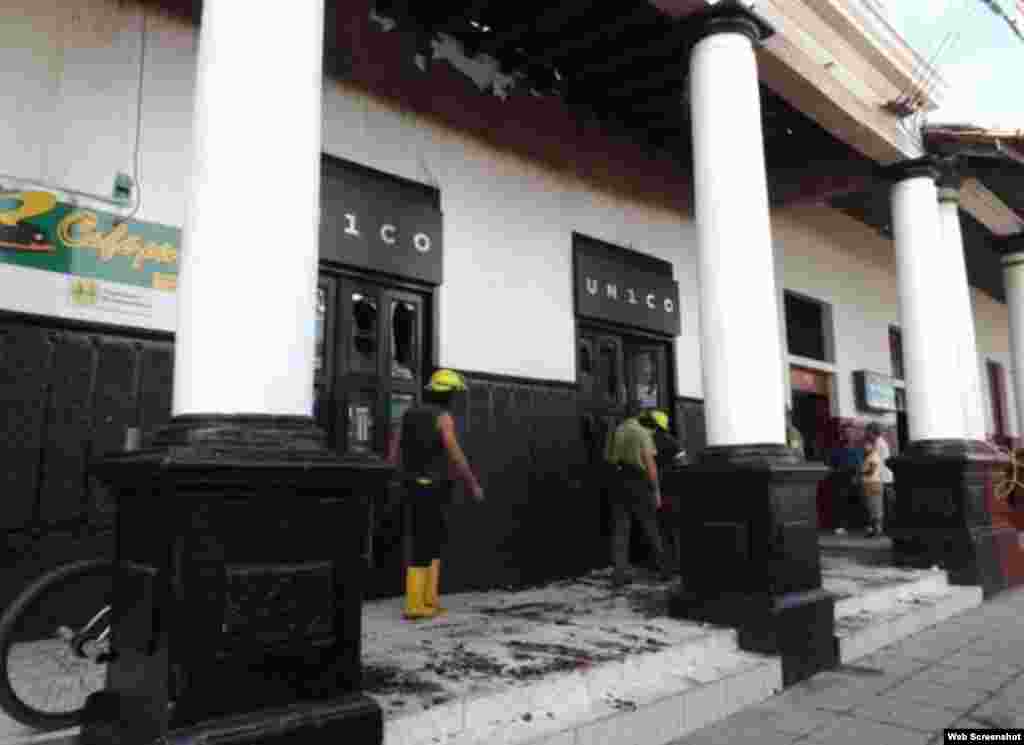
left=81, top=691, right=381, bottom=745
left=888, top=439, right=1016, bottom=597
left=663, top=444, right=836, bottom=686
left=82, top=415, right=391, bottom=745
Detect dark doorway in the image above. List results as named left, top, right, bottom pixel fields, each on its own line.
left=791, top=391, right=831, bottom=462
left=316, top=271, right=431, bottom=598
left=577, top=325, right=673, bottom=569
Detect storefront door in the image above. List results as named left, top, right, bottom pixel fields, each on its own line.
left=316, top=272, right=429, bottom=597
left=316, top=274, right=427, bottom=455
left=578, top=326, right=673, bottom=564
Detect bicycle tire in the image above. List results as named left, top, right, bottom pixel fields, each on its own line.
left=0, top=558, right=113, bottom=731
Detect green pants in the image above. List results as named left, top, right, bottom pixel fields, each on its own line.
left=611, top=472, right=672, bottom=576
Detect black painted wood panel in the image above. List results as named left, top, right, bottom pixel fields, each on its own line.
left=138, top=343, right=174, bottom=443
left=676, top=397, right=706, bottom=458
left=0, top=324, right=52, bottom=531
left=92, top=340, right=141, bottom=461
left=37, top=334, right=96, bottom=524
left=2, top=316, right=616, bottom=602
left=428, top=374, right=606, bottom=595
left=0, top=317, right=174, bottom=541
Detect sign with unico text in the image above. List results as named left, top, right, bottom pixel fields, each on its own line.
left=319, top=156, right=443, bottom=285
left=574, top=238, right=681, bottom=336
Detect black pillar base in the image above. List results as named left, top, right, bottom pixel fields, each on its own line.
left=888, top=439, right=1012, bottom=598
left=664, top=444, right=835, bottom=687
left=80, top=415, right=392, bottom=745
left=81, top=691, right=381, bottom=745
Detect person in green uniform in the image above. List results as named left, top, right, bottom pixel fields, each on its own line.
left=604, top=409, right=674, bottom=587
left=393, top=369, right=484, bottom=619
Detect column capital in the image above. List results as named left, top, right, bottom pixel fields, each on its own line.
left=882, top=156, right=944, bottom=184
left=936, top=156, right=967, bottom=202
left=690, top=2, right=775, bottom=47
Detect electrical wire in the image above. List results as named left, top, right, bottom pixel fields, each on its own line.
left=122, top=7, right=147, bottom=224
left=2, top=9, right=148, bottom=218
left=908, top=29, right=954, bottom=109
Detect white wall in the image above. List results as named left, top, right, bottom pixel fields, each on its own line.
left=0, top=0, right=196, bottom=228
left=774, top=203, right=1019, bottom=438
left=0, top=1, right=195, bottom=332
left=321, top=82, right=704, bottom=391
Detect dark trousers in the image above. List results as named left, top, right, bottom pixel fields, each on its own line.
left=407, top=481, right=448, bottom=567
left=611, top=472, right=671, bottom=575
left=831, top=469, right=861, bottom=528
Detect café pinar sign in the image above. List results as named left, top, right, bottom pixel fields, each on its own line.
left=0, top=190, right=180, bottom=292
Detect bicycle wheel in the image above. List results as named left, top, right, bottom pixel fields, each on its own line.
left=0, top=558, right=113, bottom=731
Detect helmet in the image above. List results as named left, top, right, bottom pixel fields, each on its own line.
left=650, top=410, right=669, bottom=431
left=425, top=368, right=467, bottom=393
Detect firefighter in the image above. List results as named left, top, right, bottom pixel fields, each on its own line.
left=604, top=409, right=675, bottom=587
left=394, top=368, right=484, bottom=620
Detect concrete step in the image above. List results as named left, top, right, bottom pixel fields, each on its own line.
left=834, top=583, right=983, bottom=664
left=833, top=567, right=949, bottom=619
left=383, top=629, right=781, bottom=745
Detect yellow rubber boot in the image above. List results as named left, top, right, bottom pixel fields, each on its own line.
left=403, top=567, right=437, bottom=620
left=426, top=559, right=446, bottom=615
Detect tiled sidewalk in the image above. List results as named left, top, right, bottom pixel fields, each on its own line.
left=671, top=585, right=1024, bottom=745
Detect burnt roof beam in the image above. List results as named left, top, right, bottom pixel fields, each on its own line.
left=530, top=5, right=656, bottom=67
left=429, top=0, right=492, bottom=34
left=474, top=2, right=594, bottom=58
left=604, top=62, right=687, bottom=100
left=575, top=23, right=690, bottom=80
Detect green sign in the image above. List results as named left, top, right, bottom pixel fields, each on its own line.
left=0, top=190, right=179, bottom=292
left=856, top=370, right=897, bottom=412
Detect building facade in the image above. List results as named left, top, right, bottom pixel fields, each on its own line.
left=1, top=0, right=1021, bottom=607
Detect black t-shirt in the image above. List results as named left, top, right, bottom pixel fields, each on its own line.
left=400, top=404, right=447, bottom=480
left=652, top=428, right=683, bottom=469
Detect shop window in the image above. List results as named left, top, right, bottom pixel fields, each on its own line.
left=889, top=325, right=904, bottom=380
left=784, top=291, right=832, bottom=363
left=386, top=392, right=416, bottom=461
left=631, top=350, right=660, bottom=409
left=988, top=360, right=1008, bottom=439
left=351, top=293, right=378, bottom=372
left=598, top=338, right=623, bottom=406
left=348, top=391, right=376, bottom=453
left=391, top=300, right=417, bottom=380
left=578, top=339, right=594, bottom=397
left=390, top=393, right=415, bottom=427
left=315, top=287, right=327, bottom=374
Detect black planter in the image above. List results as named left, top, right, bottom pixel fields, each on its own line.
left=665, top=444, right=836, bottom=687
left=81, top=415, right=389, bottom=745
left=888, top=439, right=1012, bottom=598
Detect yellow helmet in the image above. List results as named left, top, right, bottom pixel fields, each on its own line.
left=425, top=368, right=467, bottom=393
left=650, top=409, right=669, bottom=431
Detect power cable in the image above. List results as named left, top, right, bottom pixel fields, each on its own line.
left=122, top=8, right=147, bottom=224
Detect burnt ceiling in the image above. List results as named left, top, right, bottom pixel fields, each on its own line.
left=371, top=0, right=870, bottom=177
left=153, top=0, right=1018, bottom=300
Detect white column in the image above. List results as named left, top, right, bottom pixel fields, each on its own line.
left=938, top=187, right=986, bottom=441
left=690, top=19, right=786, bottom=446
left=172, top=0, right=325, bottom=417
left=1004, top=248, right=1024, bottom=439
left=891, top=170, right=964, bottom=441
